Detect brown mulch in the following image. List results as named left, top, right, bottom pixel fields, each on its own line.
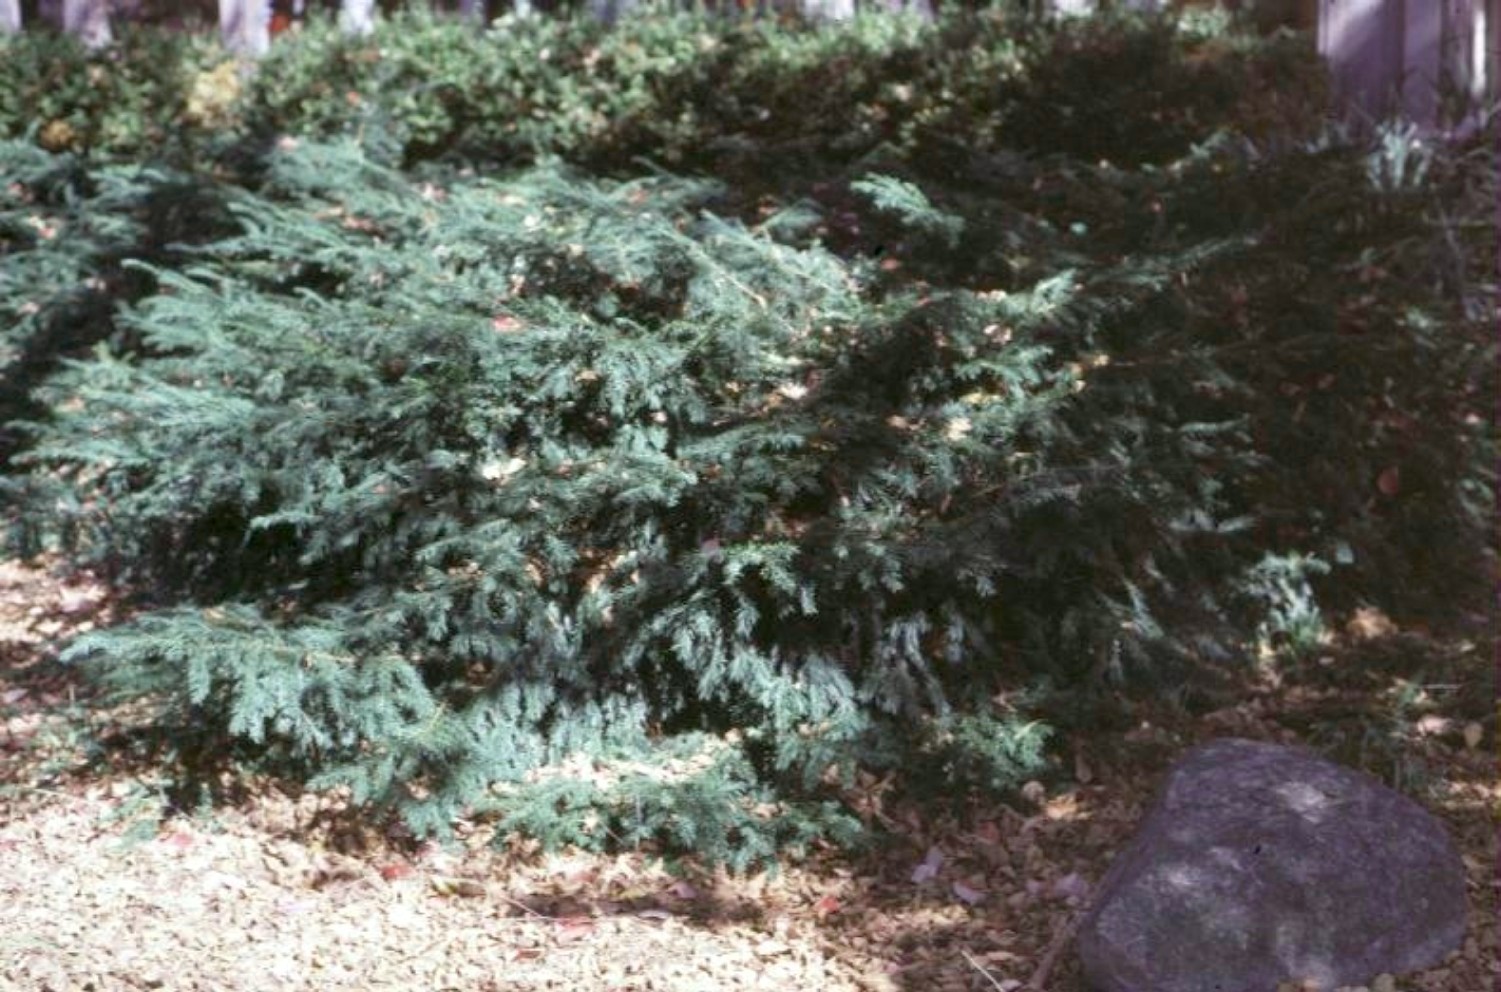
left=0, top=557, right=1495, bottom=992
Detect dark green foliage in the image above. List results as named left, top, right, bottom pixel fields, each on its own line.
left=239, top=7, right=1323, bottom=177
left=478, top=734, right=865, bottom=871
left=15, top=141, right=1084, bottom=862
left=3, top=9, right=1491, bottom=865
left=0, top=8, right=1324, bottom=176
left=0, top=25, right=224, bottom=159
left=0, top=141, right=236, bottom=469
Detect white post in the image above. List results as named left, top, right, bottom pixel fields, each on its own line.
left=0, top=0, right=20, bottom=33
left=1400, top=0, right=1444, bottom=126
left=1447, top=0, right=1493, bottom=109
left=1319, top=0, right=1406, bottom=122
left=220, top=0, right=271, bottom=58
left=340, top=0, right=378, bottom=35
left=1473, top=0, right=1490, bottom=102
left=1442, top=0, right=1499, bottom=131
left=458, top=0, right=487, bottom=20
left=588, top=0, right=639, bottom=24
left=63, top=0, right=113, bottom=48
left=801, top=0, right=856, bottom=20
left=1489, top=0, right=1501, bottom=104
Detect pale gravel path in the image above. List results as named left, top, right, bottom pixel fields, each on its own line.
left=0, top=789, right=890, bottom=992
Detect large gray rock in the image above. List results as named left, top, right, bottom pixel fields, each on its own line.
left=1078, top=738, right=1466, bottom=992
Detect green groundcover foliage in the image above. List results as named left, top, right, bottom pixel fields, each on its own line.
left=2, top=8, right=1493, bottom=867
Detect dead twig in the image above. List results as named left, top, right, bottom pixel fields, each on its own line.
left=961, top=948, right=1011, bottom=992
left=496, top=891, right=561, bottom=921
left=1027, top=910, right=1084, bottom=991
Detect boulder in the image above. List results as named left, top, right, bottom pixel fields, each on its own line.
left=1078, top=737, right=1466, bottom=992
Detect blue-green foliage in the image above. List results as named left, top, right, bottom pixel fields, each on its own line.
left=11, top=113, right=1494, bottom=860
left=0, top=142, right=233, bottom=471
left=1243, top=552, right=1331, bottom=659
left=3, top=9, right=1492, bottom=866
left=852, top=174, right=965, bottom=248
left=17, top=141, right=1085, bottom=862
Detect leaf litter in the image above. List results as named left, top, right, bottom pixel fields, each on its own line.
left=0, top=557, right=1494, bottom=992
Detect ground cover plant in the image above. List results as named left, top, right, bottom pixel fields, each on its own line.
left=2, top=4, right=1494, bottom=875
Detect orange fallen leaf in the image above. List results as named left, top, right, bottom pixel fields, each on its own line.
left=379, top=862, right=414, bottom=881
left=1376, top=466, right=1401, bottom=496
left=1346, top=606, right=1397, bottom=640
left=554, top=917, right=595, bottom=943
left=162, top=831, right=194, bottom=851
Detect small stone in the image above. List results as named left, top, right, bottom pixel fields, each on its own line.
left=1370, top=975, right=1397, bottom=992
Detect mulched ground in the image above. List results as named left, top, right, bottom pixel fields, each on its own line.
left=1, top=556, right=1494, bottom=992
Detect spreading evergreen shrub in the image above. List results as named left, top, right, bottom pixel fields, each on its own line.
left=11, top=110, right=1493, bottom=860
left=4, top=8, right=1490, bottom=865
left=14, top=141, right=1088, bottom=862
left=0, top=141, right=235, bottom=466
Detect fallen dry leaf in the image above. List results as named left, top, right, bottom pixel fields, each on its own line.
left=431, top=876, right=487, bottom=898
left=1346, top=606, right=1398, bottom=640
left=0, top=556, right=1490, bottom=992
left=951, top=880, right=986, bottom=905
left=554, top=917, right=595, bottom=943
left=161, top=831, right=195, bottom=852
left=1074, top=751, right=1095, bottom=785
left=665, top=879, right=698, bottom=900
left=911, top=847, right=943, bottom=884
